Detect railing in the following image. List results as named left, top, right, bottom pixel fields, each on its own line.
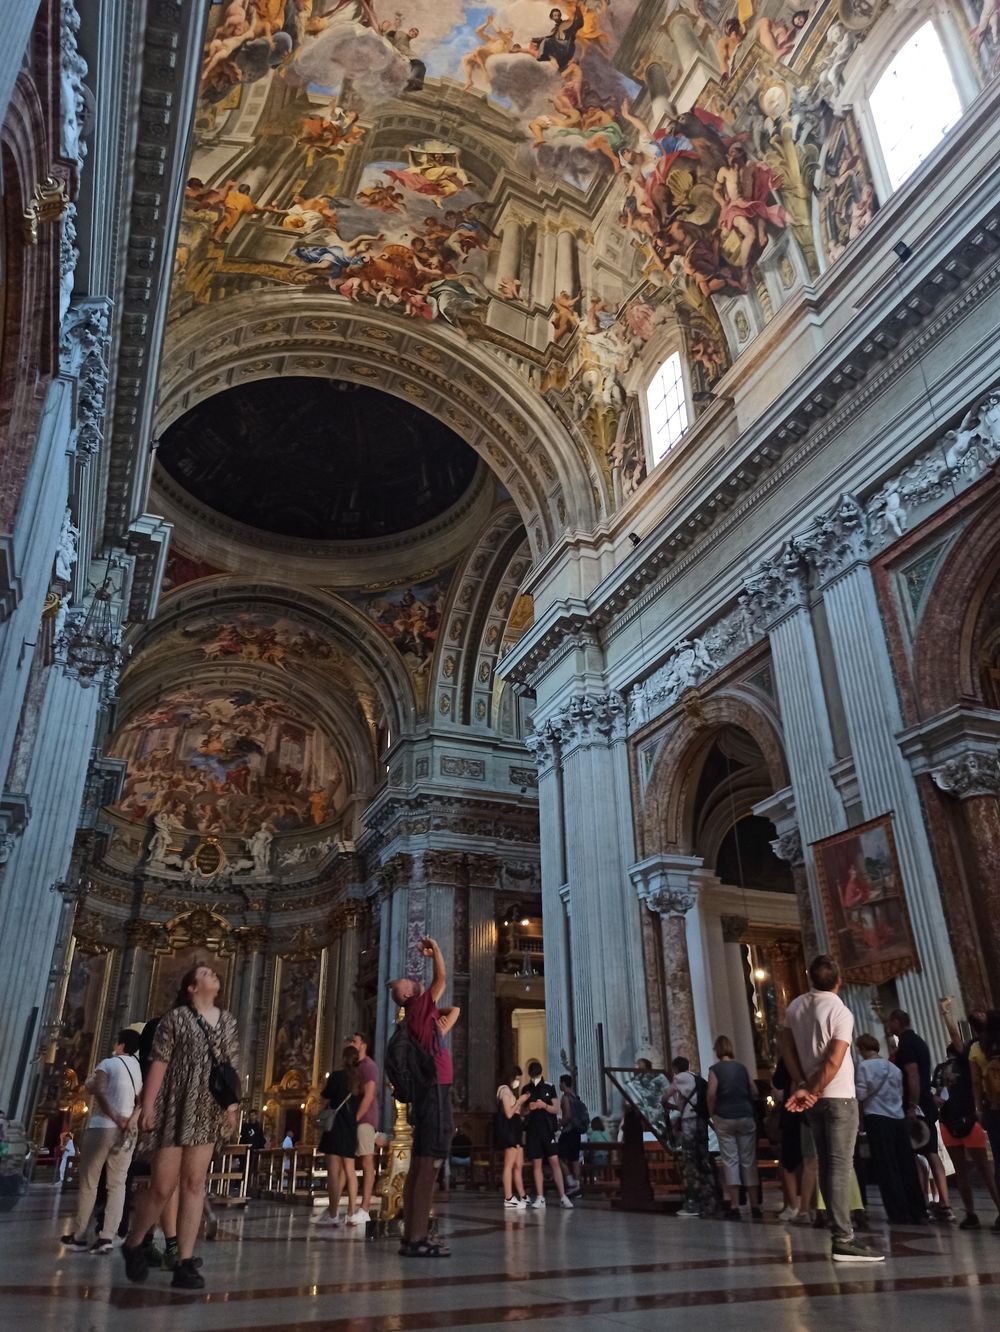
left=249, top=1144, right=389, bottom=1205
left=206, top=1143, right=252, bottom=1204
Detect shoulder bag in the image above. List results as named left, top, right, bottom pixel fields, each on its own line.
left=194, top=1011, right=241, bottom=1110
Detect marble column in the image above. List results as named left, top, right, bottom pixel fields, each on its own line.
left=467, top=880, right=498, bottom=1112
left=630, top=854, right=702, bottom=1071
left=931, top=752, right=1000, bottom=1004
left=758, top=812, right=819, bottom=959
left=720, top=914, right=756, bottom=1073
left=334, top=910, right=362, bottom=1047
left=233, top=932, right=267, bottom=1101
left=798, top=495, right=961, bottom=1040
left=743, top=551, right=847, bottom=949
left=555, top=229, right=579, bottom=298
left=533, top=227, right=557, bottom=309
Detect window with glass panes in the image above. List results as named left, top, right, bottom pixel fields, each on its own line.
left=646, top=352, right=688, bottom=464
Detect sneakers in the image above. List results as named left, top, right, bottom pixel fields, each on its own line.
left=503, top=1197, right=523, bottom=1209
left=89, top=1237, right=114, bottom=1255
left=171, top=1257, right=206, bottom=1290
left=831, top=1238, right=885, bottom=1263
left=314, top=1209, right=342, bottom=1227
left=142, top=1240, right=164, bottom=1268
left=565, top=1179, right=582, bottom=1196
left=347, top=1209, right=371, bottom=1226
left=676, top=1208, right=699, bottom=1219
left=959, top=1213, right=980, bottom=1230
left=60, top=1233, right=88, bottom=1252
left=559, top=1195, right=574, bottom=1209
left=777, top=1206, right=799, bottom=1222
left=794, top=1209, right=816, bottom=1226
left=121, top=1242, right=149, bottom=1284
left=529, top=1195, right=546, bottom=1209
left=930, top=1204, right=956, bottom=1223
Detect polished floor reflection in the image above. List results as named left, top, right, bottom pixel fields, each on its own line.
left=2, top=1187, right=999, bottom=1330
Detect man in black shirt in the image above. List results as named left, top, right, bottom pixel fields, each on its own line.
left=888, top=1009, right=954, bottom=1220
left=523, top=1060, right=573, bottom=1209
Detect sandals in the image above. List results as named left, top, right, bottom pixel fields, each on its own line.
left=399, top=1239, right=451, bottom=1257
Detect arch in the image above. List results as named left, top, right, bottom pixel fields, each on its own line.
left=912, top=481, right=1000, bottom=715
left=641, top=689, right=788, bottom=855
left=155, top=293, right=606, bottom=556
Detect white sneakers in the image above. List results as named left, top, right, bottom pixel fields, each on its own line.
left=778, top=1206, right=799, bottom=1222
left=529, top=1195, right=546, bottom=1209
left=559, top=1195, right=574, bottom=1209
left=503, top=1197, right=527, bottom=1210
left=347, top=1209, right=371, bottom=1226
left=314, top=1209, right=341, bottom=1228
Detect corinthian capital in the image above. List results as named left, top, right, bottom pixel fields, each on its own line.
left=741, top=541, right=809, bottom=628
left=648, top=887, right=697, bottom=916
left=796, top=493, right=871, bottom=586
left=932, top=751, right=1000, bottom=799
left=770, top=828, right=804, bottom=866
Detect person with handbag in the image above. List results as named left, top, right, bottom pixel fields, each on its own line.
left=121, top=963, right=240, bottom=1290
left=60, top=1028, right=143, bottom=1254
left=313, top=1044, right=363, bottom=1229
left=935, top=997, right=1000, bottom=1230
left=854, top=1033, right=926, bottom=1224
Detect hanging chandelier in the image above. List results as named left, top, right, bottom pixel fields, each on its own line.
left=61, top=578, right=124, bottom=687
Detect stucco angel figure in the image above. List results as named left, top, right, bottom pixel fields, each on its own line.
left=147, top=809, right=178, bottom=868
left=55, top=509, right=80, bottom=583
left=248, top=822, right=274, bottom=876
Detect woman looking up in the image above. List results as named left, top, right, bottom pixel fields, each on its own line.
left=122, top=963, right=240, bottom=1290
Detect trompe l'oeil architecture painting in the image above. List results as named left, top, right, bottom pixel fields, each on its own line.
left=3, top=0, right=1000, bottom=1191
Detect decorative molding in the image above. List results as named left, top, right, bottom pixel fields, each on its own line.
left=59, top=298, right=112, bottom=458
left=528, top=691, right=626, bottom=769
left=795, top=493, right=871, bottom=587
left=932, top=751, right=1000, bottom=800
left=629, top=853, right=703, bottom=916
left=770, top=828, right=805, bottom=867
left=440, top=755, right=485, bottom=781
left=866, top=386, right=1000, bottom=551
left=627, top=603, right=762, bottom=731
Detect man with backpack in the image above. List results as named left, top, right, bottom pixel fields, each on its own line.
left=387, top=936, right=460, bottom=1256
left=524, top=1060, right=573, bottom=1209
left=933, top=998, right=1000, bottom=1230
left=665, top=1055, right=715, bottom=1217
left=558, top=1074, right=587, bottom=1196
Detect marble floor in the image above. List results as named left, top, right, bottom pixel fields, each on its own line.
left=2, top=1187, right=999, bottom=1331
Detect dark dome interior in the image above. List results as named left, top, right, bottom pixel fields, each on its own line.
left=156, top=378, right=480, bottom=541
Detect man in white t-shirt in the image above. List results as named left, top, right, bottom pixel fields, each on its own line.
left=61, top=1029, right=143, bottom=1255
left=782, top=954, right=884, bottom=1264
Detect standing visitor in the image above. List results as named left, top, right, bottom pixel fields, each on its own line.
left=60, top=1029, right=142, bottom=1253
left=495, top=1067, right=528, bottom=1208
left=665, top=1056, right=715, bottom=1218
left=389, top=936, right=460, bottom=1257
left=783, top=954, right=884, bottom=1262
left=558, top=1074, right=585, bottom=1196
left=935, top=998, right=1000, bottom=1230
left=886, top=1010, right=954, bottom=1221
left=523, top=1059, right=573, bottom=1209
left=970, top=1008, right=1000, bottom=1220
left=772, top=1054, right=817, bottom=1223
left=854, top=1033, right=926, bottom=1224
left=57, top=1131, right=76, bottom=1184
left=349, top=1032, right=380, bottom=1224
left=239, top=1112, right=266, bottom=1149
left=121, top=963, right=240, bottom=1290
left=314, top=1044, right=362, bottom=1229
left=707, top=1036, right=758, bottom=1220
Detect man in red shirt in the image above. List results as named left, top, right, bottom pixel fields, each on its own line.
left=390, top=937, right=460, bottom=1256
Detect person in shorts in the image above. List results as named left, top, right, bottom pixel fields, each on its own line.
left=349, top=1032, right=380, bottom=1224
left=524, top=1060, right=573, bottom=1209
left=557, top=1074, right=583, bottom=1195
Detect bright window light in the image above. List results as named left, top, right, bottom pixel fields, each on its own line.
left=646, top=352, right=688, bottom=465
left=869, top=23, right=962, bottom=191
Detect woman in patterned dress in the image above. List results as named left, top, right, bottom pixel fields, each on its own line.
left=122, top=963, right=240, bottom=1290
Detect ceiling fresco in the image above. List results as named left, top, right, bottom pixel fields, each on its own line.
left=109, top=687, right=347, bottom=836
left=157, top=378, right=479, bottom=540
left=167, top=0, right=1000, bottom=512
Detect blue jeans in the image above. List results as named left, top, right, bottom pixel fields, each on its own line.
left=806, top=1097, right=858, bottom=1242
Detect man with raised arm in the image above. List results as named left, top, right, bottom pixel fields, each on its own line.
left=389, top=937, right=460, bottom=1257
left=782, top=954, right=884, bottom=1264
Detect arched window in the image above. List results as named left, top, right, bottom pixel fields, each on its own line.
left=868, top=22, right=962, bottom=191
left=646, top=352, right=688, bottom=465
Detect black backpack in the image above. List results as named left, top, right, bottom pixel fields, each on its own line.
left=569, top=1092, right=590, bottom=1133
left=384, top=1022, right=436, bottom=1104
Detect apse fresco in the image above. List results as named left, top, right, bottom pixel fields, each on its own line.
left=109, top=688, right=346, bottom=834
left=343, top=570, right=452, bottom=677
left=173, top=1, right=998, bottom=505
left=175, top=607, right=345, bottom=669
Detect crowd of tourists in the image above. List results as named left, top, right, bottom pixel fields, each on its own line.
left=47, top=942, right=1000, bottom=1286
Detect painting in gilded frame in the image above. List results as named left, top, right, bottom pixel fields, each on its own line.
left=811, top=814, right=919, bottom=985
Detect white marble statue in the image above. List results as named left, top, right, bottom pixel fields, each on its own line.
left=147, top=810, right=176, bottom=868
left=248, top=823, right=273, bottom=876
left=54, top=508, right=80, bottom=583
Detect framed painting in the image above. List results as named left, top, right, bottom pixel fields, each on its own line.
left=812, top=815, right=920, bottom=985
